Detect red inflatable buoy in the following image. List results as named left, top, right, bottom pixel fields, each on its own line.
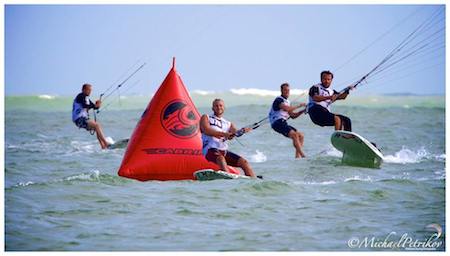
left=118, top=59, right=239, bottom=181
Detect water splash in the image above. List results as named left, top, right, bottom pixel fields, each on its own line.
left=248, top=150, right=267, bottom=163
left=324, top=147, right=342, bottom=158
left=383, top=146, right=434, bottom=164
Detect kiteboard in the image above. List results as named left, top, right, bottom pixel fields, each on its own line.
left=331, top=131, right=383, bottom=168
left=107, top=138, right=129, bottom=150
left=194, top=169, right=250, bottom=181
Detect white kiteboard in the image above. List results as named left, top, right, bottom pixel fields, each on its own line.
left=107, top=138, right=129, bottom=150
left=194, top=169, right=250, bottom=181
left=331, top=131, right=383, bottom=168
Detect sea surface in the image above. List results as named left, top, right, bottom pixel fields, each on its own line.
left=4, top=93, right=445, bottom=251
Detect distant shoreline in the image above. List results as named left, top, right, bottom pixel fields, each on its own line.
left=4, top=94, right=445, bottom=112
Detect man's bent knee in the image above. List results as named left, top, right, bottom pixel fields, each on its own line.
left=216, top=155, right=226, bottom=163
left=334, top=115, right=341, bottom=123
left=288, top=130, right=298, bottom=139
left=237, top=157, right=249, bottom=167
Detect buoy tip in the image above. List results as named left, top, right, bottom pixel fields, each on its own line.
left=172, top=57, right=176, bottom=69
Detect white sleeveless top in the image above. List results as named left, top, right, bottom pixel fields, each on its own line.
left=308, top=83, right=335, bottom=111
left=202, top=114, right=231, bottom=154
left=269, top=96, right=290, bottom=125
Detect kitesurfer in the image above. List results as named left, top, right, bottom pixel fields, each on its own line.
left=200, top=99, right=257, bottom=178
left=308, top=71, right=353, bottom=131
left=72, top=83, right=110, bottom=149
left=269, top=83, right=307, bottom=158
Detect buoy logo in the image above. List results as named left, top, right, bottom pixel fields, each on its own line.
left=161, top=99, right=199, bottom=138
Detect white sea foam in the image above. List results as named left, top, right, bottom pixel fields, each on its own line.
left=6, top=143, right=19, bottom=149
left=248, top=150, right=267, bottom=163
left=64, top=170, right=100, bottom=181
left=310, top=180, right=337, bottom=185
left=434, top=170, right=446, bottom=180
left=344, top=175, right=373, bottom=182
left=6, top=141, right=55, bottom=152
left=294, top=180, right=337, bottom=185
left=38, top=94, right=56, bottom=99
left=383, top=146, right=429, bottom=164
left=230, top=88, right=307, bottom=97
left=13, top=171, right=102, bottom=189
left=36, top=133, right=49, bottom=139
left=436, top=154, right=446, bottom=161
left=16, top=181, right=35, bottom=187
left=70, top=140, right=96, bottom=153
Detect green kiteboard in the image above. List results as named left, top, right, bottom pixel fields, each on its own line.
left=194, top=169, right=251, bottom=181
left=331, top=131, right=383, bottom=168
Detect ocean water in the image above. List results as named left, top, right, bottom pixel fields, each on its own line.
left=4, top=93, right=445, bottom=251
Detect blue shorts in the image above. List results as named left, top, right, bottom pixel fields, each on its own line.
left=74, top=117, right=91, bottom=130
left=271, top=119, right=297, bottom=138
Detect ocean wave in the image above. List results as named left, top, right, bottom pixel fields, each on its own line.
left=15, top=181, right=35, bottom=187
left=294, top=173, right=443, bottom=186
left=70, top=140, right=97, bottom=154
left=436, top=154, right=446, bottom=161
left=6, top=138, right=105, bottom=156
left=299, top=180, right=337, bottom=185
left=433, top=170, right=446, bottom=180
left=9, top=170, right=130, bottom=189
left=231, top=180, right=293, bottom=195
left=64, top=170, right=101, bottom=182
left=63, top=171, right=131, bottom=185
left=38, top=94, right=57, bottom=100
left=6, top=140, right=61, bottom=153
left=230, top=88, right=307, bottom=97
left=344, top=175, right=373, bottom=182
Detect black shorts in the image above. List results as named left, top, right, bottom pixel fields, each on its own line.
left=205, top=148, right=242, bottom=167
left=308, top=104, right=352, bottom=131
left=74, top=117, right=91, bottom=131
left=308, top=104, right=336, bottom=127
left=271, top=119, right=297, bottom=138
